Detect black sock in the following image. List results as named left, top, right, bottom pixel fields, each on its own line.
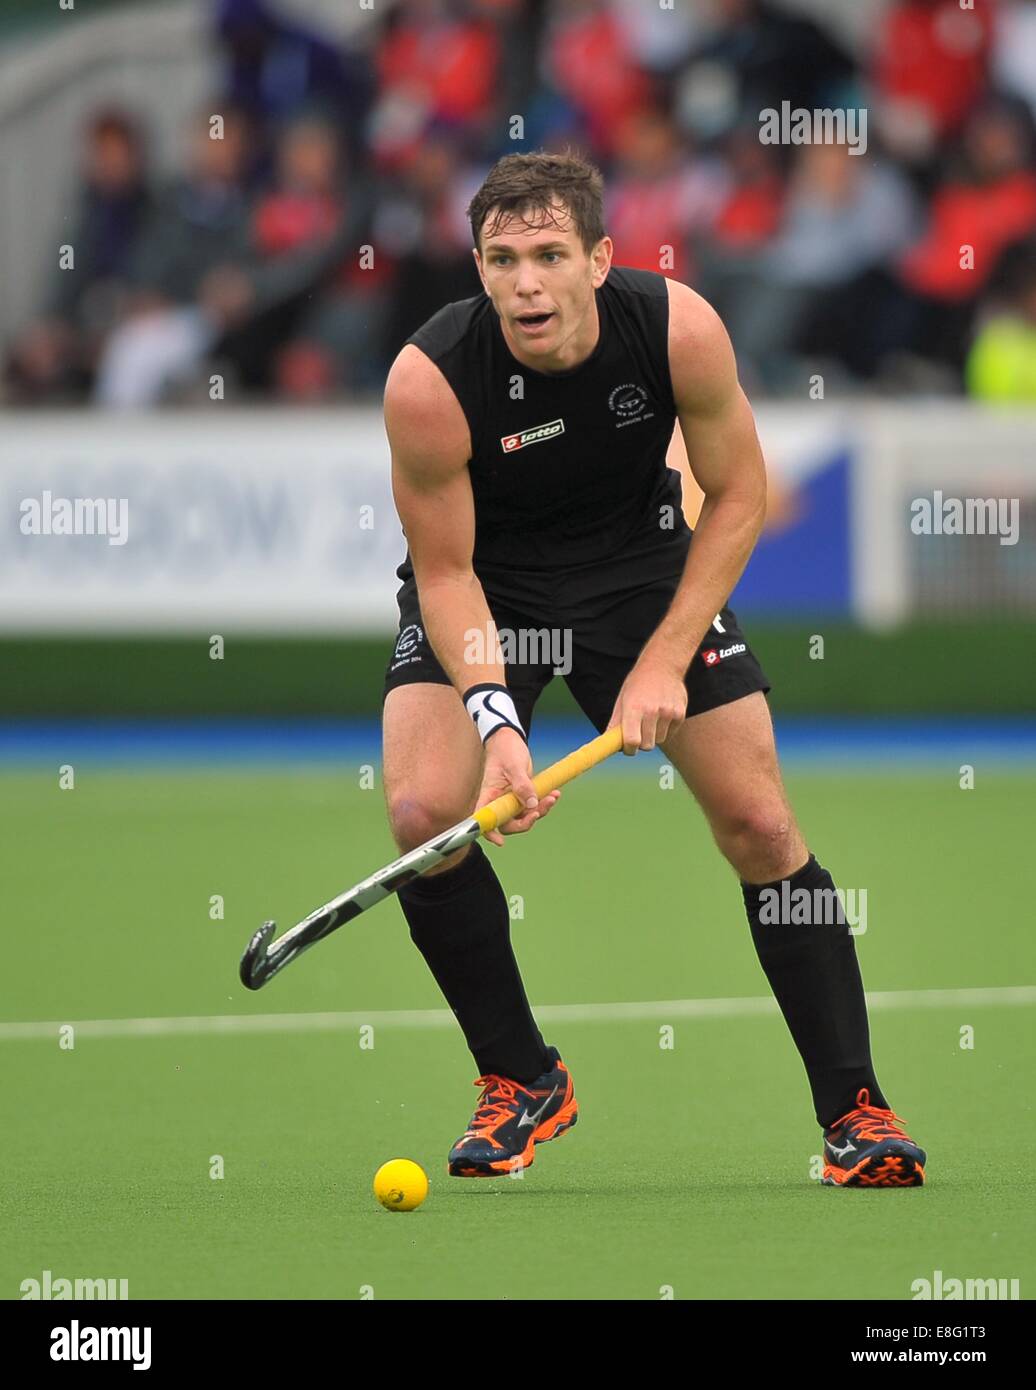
left=397, top=840, right=550, bottom=1084
left=742, top=854, right=889, bottom=1127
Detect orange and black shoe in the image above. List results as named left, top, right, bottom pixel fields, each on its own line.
left=448, top=1046, right=578, bottom=1177
left=821, top=1087, right=927, bottom=1187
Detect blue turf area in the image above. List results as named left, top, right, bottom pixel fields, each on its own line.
left=1, top=716, right=1035, bottom=767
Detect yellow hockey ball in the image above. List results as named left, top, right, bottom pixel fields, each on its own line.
left=373, top=1158, right=428, bottom=1212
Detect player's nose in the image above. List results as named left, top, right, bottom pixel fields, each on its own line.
left=513, top=261, right=543, bottom=297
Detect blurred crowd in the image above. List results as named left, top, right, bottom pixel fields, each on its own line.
left=7, top=0, right=1036, bottom=406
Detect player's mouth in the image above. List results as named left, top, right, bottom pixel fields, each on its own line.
left=514, top=310, right=555, bottom=337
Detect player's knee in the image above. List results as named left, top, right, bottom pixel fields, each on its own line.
left=387, top=793, right=465, bottom=856
left=718, top=803, right=794, bottom=877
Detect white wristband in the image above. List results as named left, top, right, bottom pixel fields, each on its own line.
left=462, top=683, right=527, bottom=745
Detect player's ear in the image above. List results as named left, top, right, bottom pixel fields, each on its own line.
left=591, top=236, right=612, bottom=287
left=472, top=247, right=488, bottom=295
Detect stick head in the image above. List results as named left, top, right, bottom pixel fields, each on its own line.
left=240, top=920, right=277, bottom=990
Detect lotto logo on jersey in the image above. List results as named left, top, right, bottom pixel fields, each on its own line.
left=702, top=643, right=746, bottom=667
left=500, top=419, right=565, bottom=453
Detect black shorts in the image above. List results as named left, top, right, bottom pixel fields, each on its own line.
left=381, top=538, right=771, bottom=737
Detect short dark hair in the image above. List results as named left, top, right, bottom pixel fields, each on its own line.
left=467, top=150, right=606, bottom=255
left=86, top=106, right=144, bottom=148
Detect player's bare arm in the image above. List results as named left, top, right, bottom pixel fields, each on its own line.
left=608, top=281, right=767, bottom=754
left=384, top=343, right=560, bottom=843
left=665, top=420, right=705, bottom=529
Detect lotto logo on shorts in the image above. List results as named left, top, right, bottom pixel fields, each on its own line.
left=702, top=643, right=746, bottom=666
left=500, top=419, right=564, bottom=453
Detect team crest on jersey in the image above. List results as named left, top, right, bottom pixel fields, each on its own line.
left=609, top=383, right=654, bottom=428
left=500, top=418, right=565, bottom=453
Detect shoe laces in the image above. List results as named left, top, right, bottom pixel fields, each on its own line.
left=830, top=1087, right=910, bottom=1142
left=469, top=1074, right=525, bottom=1130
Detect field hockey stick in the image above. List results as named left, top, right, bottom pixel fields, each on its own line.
left=239, top=724, right=624, bottom=990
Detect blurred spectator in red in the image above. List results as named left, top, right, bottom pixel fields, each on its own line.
left=606, top=107, right=726, bottom=283
left=253, top=116, right=345, bottom=398
left=901, top=99, right=1036, bottom=302
left=214, top=0, right=374, bottom=166
left=253, top=117, right=343, bottom=259
left=710, top=126, right=784, bottom=254
left=255, top=118, right=387, bottom=398
left=677, top=0, right=856, bottom=145
left=6, top=108, right=152, bottom=402
left=872, top=0, right=992, bottom=167
left=844, top=97, right=1036, bottom=386
left=891, top=97, right=1036, bottom=364
left=543, top=0, right=651, bottom=159
left=371, top=0, right=502, bottom=170
left=694, top=125, right=784, bottom=327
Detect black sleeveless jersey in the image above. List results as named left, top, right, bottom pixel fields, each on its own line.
left=398, top=264, right=685, bottom=578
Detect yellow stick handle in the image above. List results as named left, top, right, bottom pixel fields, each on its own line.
left=472, top=725, right=624, bottom=835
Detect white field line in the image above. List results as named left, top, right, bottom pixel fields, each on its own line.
left=1, top=986, right=1034, bottom=1043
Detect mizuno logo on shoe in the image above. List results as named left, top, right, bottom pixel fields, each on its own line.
left=827, top=1139, right=856, bottom=1159
left=518, top=1085, right=559, bottom=1128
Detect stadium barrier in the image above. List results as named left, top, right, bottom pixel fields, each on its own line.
left=2, top=404, right=1033, bottom=714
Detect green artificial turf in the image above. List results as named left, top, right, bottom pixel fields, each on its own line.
left=4, top=767, right=1034, bottom=1300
